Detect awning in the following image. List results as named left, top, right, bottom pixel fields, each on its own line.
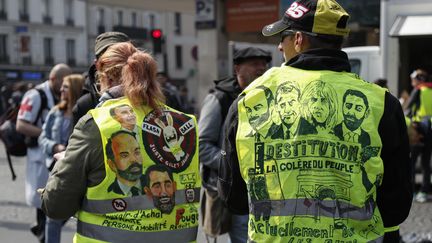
left=389, top=15, right=432, bottom=37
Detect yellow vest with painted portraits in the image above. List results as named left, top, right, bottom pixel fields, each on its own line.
left=74, top=97, right=200, bottom=243
left=236, top=66, right=387, bottom=243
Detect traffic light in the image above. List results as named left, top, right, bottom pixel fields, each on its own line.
left=151, top=29, right=163, bottom=54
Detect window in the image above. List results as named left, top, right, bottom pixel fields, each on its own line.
left=66, top=39, right=75, bottom=66
left=42, top=0, right=50, bottom=16
left=0, top=34, right=8, bottom=63
left=132, top=12, right=137, bottom=27
left=20, top=36, right=30, bottom=53
left=0, top=0, right=7, bottom=20
left=44, top=37, right=53, bottom=64
left=174, top=12, right=181, bottom=34
left=19, top=0, right=29, bottom=21
left=349, top=59, right=361, bottom=76
left=42, top=0, right=52, bottom=24
left=175, top=45, right=183, bottom=69
left=19, top=0, right=28, bottom=14
left=97, top=8, right=105, bottom=26
left=117, top=10, right=123, bottom=26
left=149, top=14, right=155, bottom=29
left=0, top=0, right=5, bottom=12
left=65, top=0, right=74, bottom=26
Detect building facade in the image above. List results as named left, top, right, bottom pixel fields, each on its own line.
left=87, top=1, right=199, bottom=93
left=0, top=0, right=87, bottom=83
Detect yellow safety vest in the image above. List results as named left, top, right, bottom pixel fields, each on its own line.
left=413, top=86, right=432, bottom=121
left=236, top=66, right=386, bottom=243
left=75, top=97, right=200, bottom=242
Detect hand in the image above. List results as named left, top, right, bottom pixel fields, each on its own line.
left=53, top=144, right=66, bottom=154
left=37, top=188, right=44, bottom=195
left=53, top=151, right=66, bottom=161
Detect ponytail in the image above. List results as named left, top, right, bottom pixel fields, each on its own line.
left=122, top=51, right=165, bottom=109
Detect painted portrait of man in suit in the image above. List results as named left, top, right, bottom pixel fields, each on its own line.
left=106, top=130, right=144, bottom=196
left=243, top=85, right=274, bottom=141
left=110, top=104, right=139, bottom=135
left=334, top=89, right=370, bottom=147
left=272, top=81, right=315, bottom=139
left=144, top=164, right=177, bottom=214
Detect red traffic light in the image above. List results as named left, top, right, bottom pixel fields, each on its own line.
left=151, top=29, right=162, bottom=39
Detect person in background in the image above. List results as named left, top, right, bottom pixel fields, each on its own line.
left=16, top=64, right=72, bottom=243
left=39, top=74, right=84, bottom=243
left=405, top=68, right=432, bottom=203
left=199, top=47, right=271, bottom=243
left=218, top=0, right=412, bottom=242
left=40, top=42, right=200, bottom=242
left=156, top=71, right=184, bottom=111
left=72, top=31, right=130, bottom=126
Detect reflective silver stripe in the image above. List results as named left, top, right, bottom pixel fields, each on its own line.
left=77, top=220, right=198, bottom=242
left=251, top=197, right=375, bottom=220
left=369, top=235, right=383, bottom=243
left=82, top=188, right=200, bottom=214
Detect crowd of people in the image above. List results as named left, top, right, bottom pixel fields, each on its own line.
left=2, top=0, right=426, bottom=242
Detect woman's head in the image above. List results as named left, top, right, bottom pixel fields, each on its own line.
left=122, top=46, right=165, bottom=109
left=96, top=42, right=137, bottom=93
left=99, top=42, right=165, bottom=109
left=59, top=74, right=85, bottom=110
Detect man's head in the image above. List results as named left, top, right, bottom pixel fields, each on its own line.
left=342, top=89, right=369, bottom=131
left=144, top=164, right=176, bottom=214
left=48, top=63, right=72, bottom=97
left=94, top=32, right=130, bottom=59
left=243, top=86, right=273, bottom=130
left=410, top=69, right=429, bottom=88
left=261, top=0, right=350, bottom=61
left=275, top=81, right=301, bottom=127
left=110, top=104, right=136, bottom=131
left=106, top=131, right=143, bottom=186
left=233, top=47, right=272, bottom=89
left=302, top=80, right=338, bottom=129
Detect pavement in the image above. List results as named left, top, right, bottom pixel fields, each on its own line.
left=0, top=144, right=430, bottom=242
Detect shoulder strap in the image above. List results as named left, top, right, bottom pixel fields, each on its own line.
left=34, top=88, right=48, bottom=125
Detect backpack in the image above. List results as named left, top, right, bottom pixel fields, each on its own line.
left=0, top=88, right=47, bottom=180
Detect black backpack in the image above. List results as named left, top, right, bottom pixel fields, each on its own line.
left=0, top=88, right=47, bottom=180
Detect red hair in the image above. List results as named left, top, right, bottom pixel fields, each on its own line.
left=97, top=42, right=165, bottom=109
left=121, top=48, right=165, bottom=109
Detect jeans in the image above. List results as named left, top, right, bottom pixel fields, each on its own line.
left=228, top=214, right=248, bottom=243
left=45, top=217, right=65, bottom=243
left=411, top=143, right=432, bottom=193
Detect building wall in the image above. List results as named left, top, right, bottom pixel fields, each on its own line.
left=87, top=1, right=198, bottom=101
left=0, top=0, right=87, bottom=83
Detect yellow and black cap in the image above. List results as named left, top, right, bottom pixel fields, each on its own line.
left=262, top=0, right=350, bottom=37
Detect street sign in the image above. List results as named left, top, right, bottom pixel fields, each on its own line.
left=195, top=0, right=216, bottom=29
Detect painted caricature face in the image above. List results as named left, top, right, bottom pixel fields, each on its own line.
left=343, top=94, right=368, bottom=131
left=111, top=133, right=143, bottom=182
left=114, top=105, right=136, bottom=131
left=276, top=91, right=300, bottom=126
left=244, top=89, right=270, bottom=129
left=308, top=93, right=330, bottom=124
left=147, top=171, right=176, bottom=214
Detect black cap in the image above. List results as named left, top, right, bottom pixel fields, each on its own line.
left=233, top=47, right=272, bottom=64
left=94, top=32, right=130, bottom=57
left=262, top=0, right=350, bottom=37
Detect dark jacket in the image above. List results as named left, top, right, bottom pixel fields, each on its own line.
left=198, top=77, right=242, bottom=191
left=218, top=49, right=412, bottom=235
left=72, top=65, right=100, bottom=126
